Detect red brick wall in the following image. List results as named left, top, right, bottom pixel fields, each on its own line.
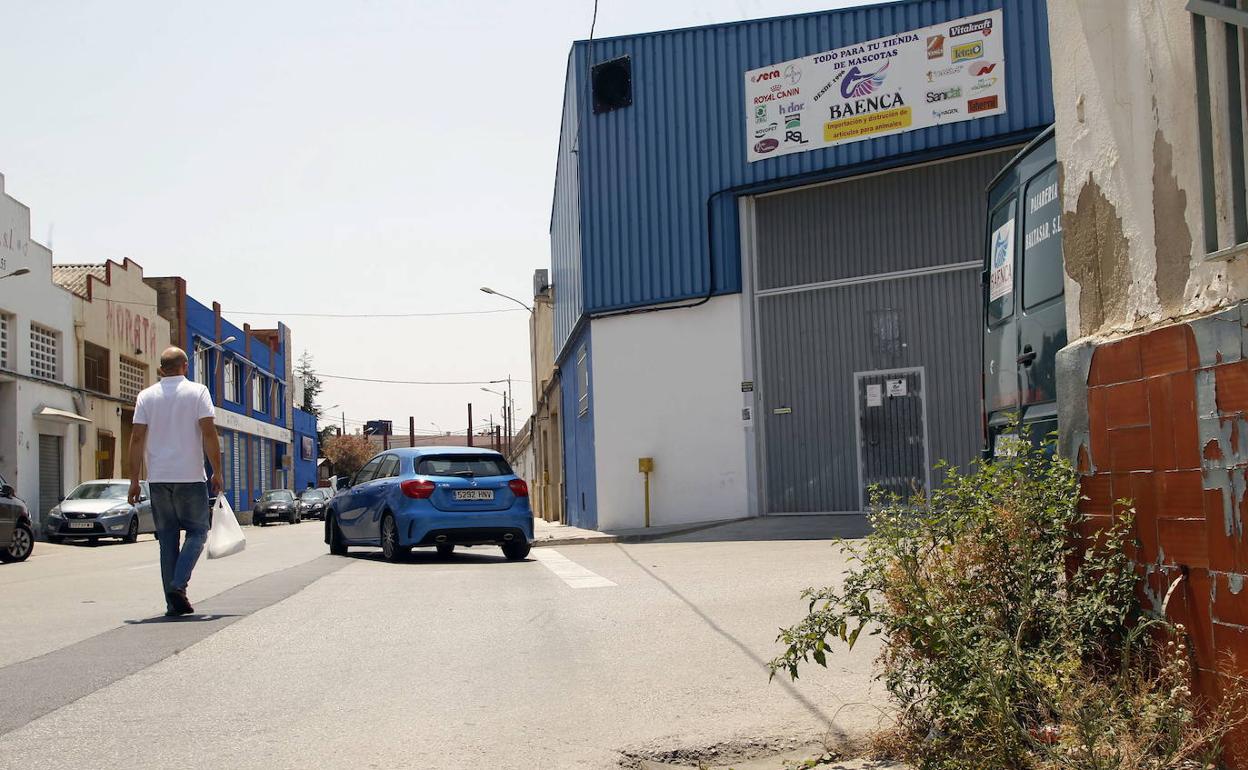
left=1082, top=321, right=1248, bottom=761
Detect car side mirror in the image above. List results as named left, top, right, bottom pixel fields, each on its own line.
left=0, top=485, right=13, bottom=498
left=58, top=495, right=65, bottom=502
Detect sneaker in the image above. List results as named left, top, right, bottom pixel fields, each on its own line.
left=165, top=589, right=194, bottom=616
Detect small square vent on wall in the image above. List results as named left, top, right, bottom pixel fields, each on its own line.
left=592, top=55, right=632, bottom=114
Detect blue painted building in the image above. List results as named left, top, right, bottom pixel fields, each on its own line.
left=550, top=0, right=1055, bottom=528
left=292, top=407, right=319, bottom=492
left=144, top=275, right=304, bottom=512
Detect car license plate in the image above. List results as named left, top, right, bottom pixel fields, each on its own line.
left=68, top=521, right=94, bottom=529
left=453, top=490, right=494, bottom=501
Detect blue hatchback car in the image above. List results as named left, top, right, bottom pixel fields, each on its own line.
left=324, top=447, right=534, bottom=562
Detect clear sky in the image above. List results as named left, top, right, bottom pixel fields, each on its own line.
left=1, top=0, right=862, bottom=439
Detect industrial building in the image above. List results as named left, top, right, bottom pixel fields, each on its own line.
left=549, top=0, right=1056, bottom=529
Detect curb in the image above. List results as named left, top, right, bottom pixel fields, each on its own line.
left=532, top=517, right=750, bottom=548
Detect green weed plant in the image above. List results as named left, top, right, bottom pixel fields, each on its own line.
left=771, top=431, right=1243, bottom=769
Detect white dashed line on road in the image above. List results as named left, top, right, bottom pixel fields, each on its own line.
left=127, top=562, right=159, bottom=570
left=531, top=548, right=616, bottom=589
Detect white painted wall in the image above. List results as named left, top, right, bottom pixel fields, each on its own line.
left=0, top=174, right=81, bottom=525
left=1048, top=0, right=1246, bottom=336
left=590, top=295, right=750, bottom=530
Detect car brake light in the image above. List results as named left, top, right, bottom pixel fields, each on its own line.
left=401, top=479, right=436, bottom=499
left=508, top=479, right=528, bottom=497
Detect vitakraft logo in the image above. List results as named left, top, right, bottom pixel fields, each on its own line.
left=754, top=138, right=780, bottom=154
left=840, top=61, right=890, bottom=99
left=949, top=18, right=992, bottom=37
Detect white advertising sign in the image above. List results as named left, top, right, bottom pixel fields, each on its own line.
left=886, top=379, right=908, bottom=398
left=989, top=218, right=1015, bottom=302
left=744, top=9, right=1006, bottom=162
left=866, top=384, right=883, bottom=407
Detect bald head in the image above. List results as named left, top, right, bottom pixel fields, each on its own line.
left=160, top=347, right=189, bottom=376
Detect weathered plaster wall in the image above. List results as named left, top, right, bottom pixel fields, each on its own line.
left=1048, top=0, right=1243, bottom=339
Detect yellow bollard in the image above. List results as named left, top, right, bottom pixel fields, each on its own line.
left=638, top=457, right=654, bottom=528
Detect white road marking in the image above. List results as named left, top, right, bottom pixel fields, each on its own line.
left=531, top=548, right=616, bottom=589
left=127, top=562, right=159, bottom=570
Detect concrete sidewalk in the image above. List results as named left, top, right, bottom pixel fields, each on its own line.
left=532, top=514, right=871, bottom=547
left=531, top=517, right=750, bottom=547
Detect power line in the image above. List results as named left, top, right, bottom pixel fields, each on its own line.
left=95, top=297, right=525, bottom=319
left=316, top=372, right=529, bottom=385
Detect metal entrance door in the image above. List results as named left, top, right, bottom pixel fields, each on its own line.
left=855, top=369, right=930, bottom=509
left=38, top=434, right=63, bottom=520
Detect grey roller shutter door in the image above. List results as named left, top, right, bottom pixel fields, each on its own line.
left=38, top=434, right=63, bottom=519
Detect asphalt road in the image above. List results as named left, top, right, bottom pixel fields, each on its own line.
left=0, top=518, right=886, bottom=769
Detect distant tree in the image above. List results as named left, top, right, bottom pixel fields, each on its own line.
left=322, top=433, right=374, bottom=476
left=296, top=351, right=324, bottom=418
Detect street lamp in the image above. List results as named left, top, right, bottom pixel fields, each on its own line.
left=479, top=286, right=533, bottom=313
left=0, top=268, right=30, bottom=281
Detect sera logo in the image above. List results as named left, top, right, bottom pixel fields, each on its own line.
left=951, top=41, right=984, bottom=63
left=751, top=69, right=781, bottom=83
left=840, top=61, right=890, bottom=99
left=754, top=138, right=779, bottom=154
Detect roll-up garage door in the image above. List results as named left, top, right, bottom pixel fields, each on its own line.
left=38, top=434, right=63, bottom=520
left=752, top=149, right=1017, bottom=513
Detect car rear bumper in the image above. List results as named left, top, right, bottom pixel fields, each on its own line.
left=398, top=510, right=533, bottom=548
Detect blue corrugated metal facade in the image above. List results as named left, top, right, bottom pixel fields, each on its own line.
left=551, top=0, right=1054, bottom=354
left=560, top=326, right=597, bottom=529
left=551, top=56, right=584, bottom=350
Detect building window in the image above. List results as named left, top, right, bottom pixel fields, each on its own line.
left=252, top=375, right=269, bottom=415
left=119, top=357, right=147, bottom=402
left=576, top=345, right=589, bottom=417
left=0, top=312, right=10, bottom=370
left=30, top=323, right=59, bottom=381
left=193, top=346, right=208, bottom=386
left=224, top=359, right=241, bottom=403
left=84, top=341, right=111, bottom=394
left=1191, top=1, right=1248, bottom=258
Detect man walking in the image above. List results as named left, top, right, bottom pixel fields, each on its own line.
left=128, top=346, right=223, bottom=617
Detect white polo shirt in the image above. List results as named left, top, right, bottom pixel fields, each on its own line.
left=133, top=375, right=215, bottom=483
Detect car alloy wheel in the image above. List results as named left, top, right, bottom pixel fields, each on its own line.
left=1, top=522, right=34, bottom=563
left=123, top=516, right=139, bottom=544
left=380, top=515, right=406, bottom=562
left=328, top=515, right=347, bottom=556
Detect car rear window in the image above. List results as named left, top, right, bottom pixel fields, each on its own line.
left=416, top=455, right=512, bottom=478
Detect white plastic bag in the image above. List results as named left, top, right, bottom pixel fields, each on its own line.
left=207, top=494, right=246, bottom=559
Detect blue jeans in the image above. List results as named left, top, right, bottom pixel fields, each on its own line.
left=149, top=482, right=210, bottom=604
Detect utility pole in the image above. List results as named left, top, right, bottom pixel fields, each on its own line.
left=341, top=412, right=346, bottom=435
left=408, top=416, right=415, bottom=448
left=507, top=375, right=513, bottom=456
left=467, top=403, right=473, bottom=447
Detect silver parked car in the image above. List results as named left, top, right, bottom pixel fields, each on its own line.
left=45, top=479, right=155, bottom=544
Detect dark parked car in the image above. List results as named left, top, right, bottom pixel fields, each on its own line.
left=0, top=472, right=33, bottom=563
left=298, top=488, right=330, bottom=520
left=44, top=479, right=155, bottom=544
left=253, top=489, right=300, bottom=526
